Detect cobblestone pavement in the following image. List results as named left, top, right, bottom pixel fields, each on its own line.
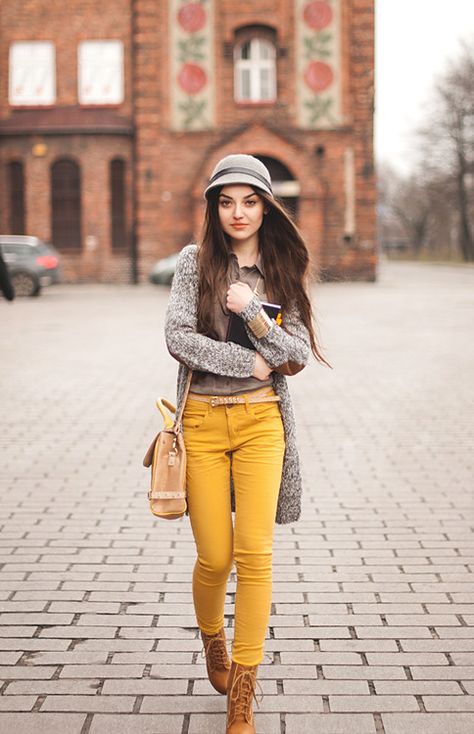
left=0, top=259, right=473, bottom=734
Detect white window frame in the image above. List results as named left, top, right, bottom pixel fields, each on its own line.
left=234, top=38, right=276, bottom=103
left=78, top=40, right=124, bottom=105
left=9, top=41, right=56, bottom=106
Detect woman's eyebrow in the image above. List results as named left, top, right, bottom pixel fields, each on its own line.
left=218, top=193, right=258, bottom=201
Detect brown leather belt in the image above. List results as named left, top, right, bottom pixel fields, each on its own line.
left=188, top=387, right=280, bottom=408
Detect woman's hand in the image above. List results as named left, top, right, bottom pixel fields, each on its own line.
left=252, top=352, right=272, bottom=380
left=226, top=281, right=254, bottom=314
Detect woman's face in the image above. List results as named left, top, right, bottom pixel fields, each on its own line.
left=217, top=184, right=266, bottom=244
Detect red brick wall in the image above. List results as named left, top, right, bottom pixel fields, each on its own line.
left=135, top=0, right=376, bottom=282
left=0, top=0, right=376, bottom=283
left=0, top=0, right=132, bottom=120
left=0, top=0, right=133, bottom=282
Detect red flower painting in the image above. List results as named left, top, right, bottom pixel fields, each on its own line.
left=177, top=2, right=206, bottom=33
left=304, top=60, right=334, bottom=92
left=177, top=62, right=207, bottom=94
left=303, top=1, right=333, bottom=31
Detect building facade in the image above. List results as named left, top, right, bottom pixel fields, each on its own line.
left=0, top=0, right=376, bottom=283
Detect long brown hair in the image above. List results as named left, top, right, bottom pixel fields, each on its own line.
left=196, top=186, right=332, bottom=368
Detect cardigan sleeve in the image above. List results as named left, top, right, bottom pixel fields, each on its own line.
left=238, top=293, right=311, bottom=370
left=164, top=245, right=257, bottom=377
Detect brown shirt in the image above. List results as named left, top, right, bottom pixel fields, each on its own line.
left=190, top=250, right=273, bottom=395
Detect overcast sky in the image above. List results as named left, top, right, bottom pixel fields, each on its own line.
left=374, top=0, right=474, bottom=175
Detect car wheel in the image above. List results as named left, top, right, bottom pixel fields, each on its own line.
left=11, top=272, right=41, bottom=297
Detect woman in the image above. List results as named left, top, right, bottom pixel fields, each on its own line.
left=164, top=154, right=330, bottom=733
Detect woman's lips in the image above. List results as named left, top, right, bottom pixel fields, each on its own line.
left=231, top=224, right=247, bottom=228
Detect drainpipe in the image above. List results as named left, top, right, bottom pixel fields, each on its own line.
left=129, top=0, right=139, bottom=284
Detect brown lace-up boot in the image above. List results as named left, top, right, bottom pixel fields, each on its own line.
left=226, top=660, right=264, bottom=733
left=200, top=627, right=231, bottom=694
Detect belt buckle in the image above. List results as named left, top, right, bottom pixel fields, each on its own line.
left=210, top=396, right=219, bottom=407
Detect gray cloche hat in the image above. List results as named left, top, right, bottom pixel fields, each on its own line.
left=204, top=154, right=273, bottom=199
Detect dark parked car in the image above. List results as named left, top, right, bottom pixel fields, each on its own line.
left=149, top=251, right=180, bottom=285
left=0, top=235, right=61, bottom=297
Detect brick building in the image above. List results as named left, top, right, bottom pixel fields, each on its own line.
left=0, top=0, right=376, bottom=283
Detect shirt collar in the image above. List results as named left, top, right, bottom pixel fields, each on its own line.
left=229, top=250, right=265, bottom=278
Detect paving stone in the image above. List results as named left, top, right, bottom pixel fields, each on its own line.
left=74, top=639, right=154, bottom=651
left=40, top=695, right=136, bottom=712
left=58, top=664, right=145, bottom=678
left=400, top=639, right=474, bottom=652
left=280, top=652, right=363, bottom=665
left=4, top=680, right=101, bottom=695
left=0, top=697, right=36, bottom=711
left=375, top=681, right=463, bottom=694
left=101, top=679, right=188, bottom=695
left=0, top=666, right=57, bottom=679
left=382, top=713, right=474, bottom=733
left=0, top=639, right=70, bottom=651
left=451, top=653, right=474, bottom=665
left=0, top=614, right=74, bottom=625
left=411, top=666, right=474, bottom=679
left=285, top=713, right=376, bottom=733
left=187, top=712, right=279, bottom=733
left=0, top=602, right=47, bottom=612
left=0, top=652, right=22, bottom=664
left=322, top=666, right=408, bottom=680
left=48, top=602, right=120, bottom=613
left=38, top=626, right=118, bottom=638
left=1, top=264, right=473, bottom=731
left=0, top=713, right=87, bottom=733
left=320, top=639, right=398, bottom=652
left=422, top=696, right=474, bottom=712
left=76, top=614, right=153, bottom=626
left=20, top=651, right=109, bottom=665
left=329, top=694, right=419, bottom=711
left=88, top=714, right=184, bottom=733
left=355, top=627, right=433, bottom=638
left=283, top=679, right=370, bottom=694
left=192, top=678, right=277, bottom=695
left=366, top=653, right=449, bottom=665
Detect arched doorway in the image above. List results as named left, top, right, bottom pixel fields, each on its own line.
left=253, top=156, right=300, bottom=219
left=51, top=158, right=82, bottom=249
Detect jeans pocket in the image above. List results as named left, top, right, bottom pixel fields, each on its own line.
left=182, top=401, right=211, bottom=431
left=250, top=401, right=282, bottom=422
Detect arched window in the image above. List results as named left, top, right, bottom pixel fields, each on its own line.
left=234, top=38, right=276, bottom=103
left=51, top=158, right=82, bottom=249
left=110, top=158, right=127, bottom=250
left=8, top=160, right=25, bottom=234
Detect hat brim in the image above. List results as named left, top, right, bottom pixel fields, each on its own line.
left=204, top=173, right=272, bottom=200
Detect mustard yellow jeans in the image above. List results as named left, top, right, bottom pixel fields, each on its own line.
left=182, top=386, right=285, bottom=666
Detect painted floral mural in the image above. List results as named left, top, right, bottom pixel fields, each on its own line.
left=296, top=0, right=341, bottom=129
left=170, top=0, right=215, bottom=130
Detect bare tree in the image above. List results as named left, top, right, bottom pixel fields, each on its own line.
left=391, top=174, right=432, bottom=256
left=377, top=162, right=431, bottom=256
left=417, top=39, right=474, bottom=261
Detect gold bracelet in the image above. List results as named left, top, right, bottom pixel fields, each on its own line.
left=248, top=308, right=272, bottom=338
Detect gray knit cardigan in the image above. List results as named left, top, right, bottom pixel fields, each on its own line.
left=164, top=244, right=310, bottom=524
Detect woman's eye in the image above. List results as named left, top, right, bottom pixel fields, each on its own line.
left=246, top=200, right=257, bottom=206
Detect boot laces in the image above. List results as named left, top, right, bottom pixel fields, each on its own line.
left=200, top=633, right=231, bottom=671
left=229, top=668, right=264, bottom=724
